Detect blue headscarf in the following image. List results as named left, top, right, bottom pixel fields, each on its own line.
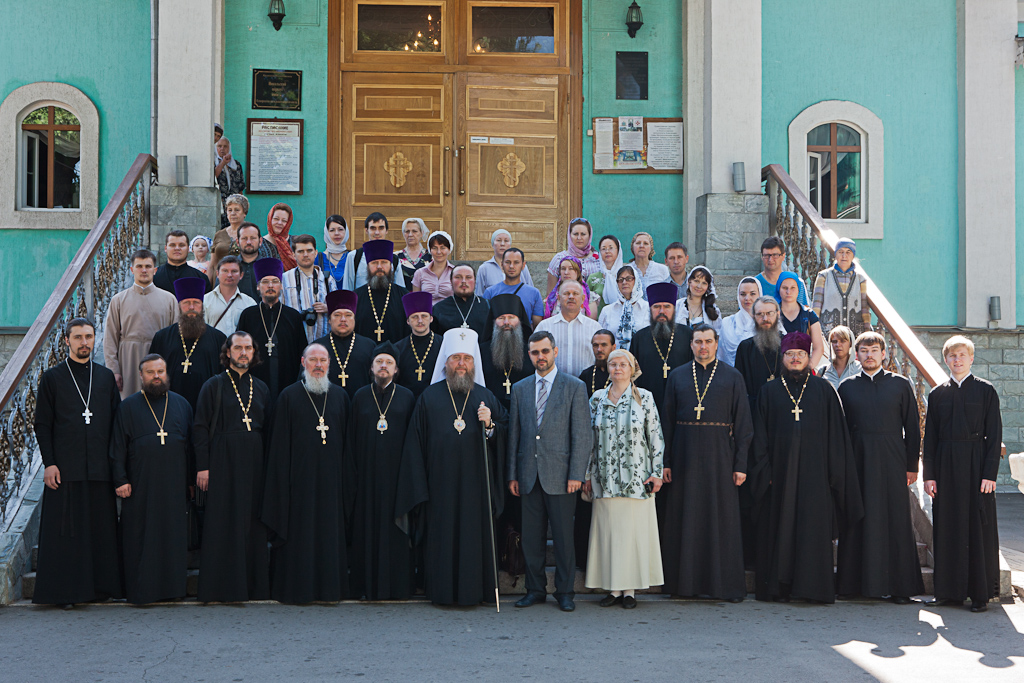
left=833, top=238, right=856, bottom=273
left=773, top=271, right=802, bottom=304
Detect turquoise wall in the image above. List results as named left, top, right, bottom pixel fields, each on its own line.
left=763, top=0, right=958, bottom=326
left=224, top=0, right=329, bottom=239
left=0, top=0, right=151, bottom=326
left=582, top=0, right=683, bottom=257
left=1017, top=24, right=1024, bottom=326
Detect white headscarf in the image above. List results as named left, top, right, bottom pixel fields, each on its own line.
left=215, top=138, right=239, bottom=171
left=717, top=276, right=762, bottom=365
left=430, top=328, right=486, bottom=385
left=323, top=217, right=349, bottom=255
left=402, top=218, right=428, bottom=243
left=599, top=237, right=625, bottom=304
left=427, top=230, right=453, bottom=251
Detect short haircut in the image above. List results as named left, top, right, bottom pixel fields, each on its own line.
left=761, top=235, right=787, bottom=254
left=237, top=222, right=261, bottom=238
left=502, top=247, right=525, bottom=263
left=218, top=254, right=241, bottom=271
left=752, top=295, right=779, bottom=314
left=64, top=317, right=95, bottom=337
left=451, top=264, right=474, bottom=279
left=165, top=229, right=189, bottom=244
left=852, top=330, right=885, bottom=352
left=292, top=234, right=317, bottom=249
left=828, top=325, right=854, bottom=345
left=365, top=212, right=388, bottom=230
left=131, top=248, right=157, bottom=265
left=558, top=278, right=584, bottom=294
left=942, top=334, right=975, bottom=358
left=691, top=322, right=719, bottom=341
left=224, top=194, right=249, bottom=214
left=138, top=353, right=165, bottom=372
left=221, top=331, right=262, bottom=369
left=664, top=242, right=688, bottom=257
left=528, top=330, right=556, bottom=348
left=302, top=343, right=328, bottom=359
left=428, top=232, right=452, bottom=249
left=593, top=329, right=616, bottom=345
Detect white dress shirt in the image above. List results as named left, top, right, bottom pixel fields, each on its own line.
left=203, top=286, right=256, bottom=335
left=535, top=312, right=601, bottom=377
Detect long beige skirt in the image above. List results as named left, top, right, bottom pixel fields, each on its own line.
left=585, top=495, right=664, bottom=591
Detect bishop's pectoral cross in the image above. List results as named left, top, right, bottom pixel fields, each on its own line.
left=503, top=377, right=512, bottom=394
left=181, top=358, right=192, bottom=374
left=374, top=327, right=384, bottom=342
left=265, top=338, right=276, bottom=356
left=694, top=404, right=705, bottom=420
left=791, top=405, right=802, bottom=422
left=242, top=415, right=253, bottom=431
left=339, top=368, right=348, bottom=387
left=82, top=408, right=93, bottom=425
left=415, top=365, right=425, bottom=381
left=663, top=363, right=670, bottom=379
left=316, top=418, right=329, bottom=444
left=156, top=428, right=168, bottom=445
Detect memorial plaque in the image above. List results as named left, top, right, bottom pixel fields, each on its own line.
left=615, top=52, right=648, bottom=101
left=252, top=69, right=302, bottom=111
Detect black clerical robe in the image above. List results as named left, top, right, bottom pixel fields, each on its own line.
left=836, top=371, right=924, bottom=599
left=735, top=336, right=783, bottom=415
left=750, top=375, right=862, bottom=603
left=579, top=364, right=611, bottom=398
left=479, top=341, right=532, bottom=411
left=572, top=363, right=610, bottom=569
left=262, top=380, right=353, bottom=603
left=349, top=382, right=417, bottom=600
left=32, top=360, right=122, bottom=605
left=193, top=370, right=271, bottom=602
left=432, top=295, right=492, bottom=341
left=394, top=333, right=441, bottom=399
left=662, top=360, right=754, bottom=599
left=149, top=323, right=227, bottom=410
left=153, top=262, right=213, bottom=295
left=110, top=391, right=193, bottom=604
left=923, top=374, right=1002, bottom=603
left=314, top=331, right=375, bottom=399
left=355, top=283, right=410, bottom=344
left=629, top=324, right=694, bottom=408
left=236, top=301, right=306, bottom=402
left=395, top=382, right=508, bottom=606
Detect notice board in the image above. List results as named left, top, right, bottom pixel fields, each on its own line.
left=591, top=116, right=683, bottom=174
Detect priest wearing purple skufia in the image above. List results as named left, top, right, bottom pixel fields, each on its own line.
left=395, top=328, right=508, bottom=606
left=750, top=331, right=862, bottom=604
left=313, top=290, right=376, bottom=399
left=394, top=291, right=441, bottom=399
left=354, top=239, right=410, bottom=344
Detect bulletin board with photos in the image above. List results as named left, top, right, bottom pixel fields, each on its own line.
left=591, top=116, right=683, bottom=174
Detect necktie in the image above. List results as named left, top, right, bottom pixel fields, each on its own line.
left=536, top=377, right=548, bottom=427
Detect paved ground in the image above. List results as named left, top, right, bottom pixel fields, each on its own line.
left=2, top=596, right=1023, bottom=682
left=998, top=492, right=1024, bottom=572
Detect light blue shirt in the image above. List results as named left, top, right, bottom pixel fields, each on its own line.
left=484, top=281, right=544, bottom=319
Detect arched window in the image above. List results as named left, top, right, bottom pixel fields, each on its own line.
left=806, top=122, right=861, bottom=220
left=20, top=105, right=82, bottom=209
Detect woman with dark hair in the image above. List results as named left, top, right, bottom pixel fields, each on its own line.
left=596, top=234, right=624, bottom=305
left=314, top=215, right=350, bottom=291
left=597, top=264, right=648, bottom=351
left=777, top=271, right=825, bottom=369
left=676, top=265, right=722, bottom=332
left=412, top=230, right=454, bottom=304
left=546, top=218, right=603, bottom=293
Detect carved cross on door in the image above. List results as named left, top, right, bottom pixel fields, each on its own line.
left=384, top=151, right=414, bottom=188
left=497, top=152, right=526, bottom=188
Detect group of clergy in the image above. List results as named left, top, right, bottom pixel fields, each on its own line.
left=30, top=248, right=1002, bottom=612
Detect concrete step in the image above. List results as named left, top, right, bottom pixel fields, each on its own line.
left=917, top=542, right=932, bottom=568
left=21, top=572, right=34, bottom=600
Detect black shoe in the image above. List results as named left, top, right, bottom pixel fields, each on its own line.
left=514, top=592, right=546, bottom=608
left=970, top=601, right=988, bottom=613
left=928, top=598, right=964, bottom=607
left=599, top=594, right=622, bottom=607
left=622, top=595, right=637, bottom=609
left=556, top=595, right=575, bottom=612
left=890, top=596, right=915, bottom=605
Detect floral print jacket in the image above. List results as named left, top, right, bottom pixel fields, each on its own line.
left=587, top=386, right=665, bottom=500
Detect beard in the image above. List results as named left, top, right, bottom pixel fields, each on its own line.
left=302, top=368, right=332, bottom=395
left=73, top=346, right=92, bottom=360
left=651, top=319, right=673, bottom=345
left=369, top=272, right=393, bottom=291
left=374, top=372, right=394, bottom=390
left=143, top=379, right=168, bottom=397
left=754, top=325, right=781, bottom=355
left=782, top=365, right=811, bottom=385
left=179, top=310, right=206, bottom=339
left=443, top=365, right=475, bottom=394
left=490, top=324, right=524, bottom=371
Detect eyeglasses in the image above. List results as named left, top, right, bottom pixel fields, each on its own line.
left=617, top=276, right=635, bottom=283
left=761, top=252, right=784, bottom=261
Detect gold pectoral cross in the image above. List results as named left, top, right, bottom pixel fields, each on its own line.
left=415, top=365, right=425, bottom=381
left=156, top=428, right=168, bottom=445
left=339, top=368, right=348, bottom=386
left=242, top=414, right=253, bottom=431
left=316, top=418, right=329, bottom=444
left=181, top=358, right=192, bottom=374
left=663, top=362, right=670, bottom=379
left=694, top=404, right=705, bottom=420
left=791, top=405, right=802, bottom=422
left=374, top=327, right=384, bottom=342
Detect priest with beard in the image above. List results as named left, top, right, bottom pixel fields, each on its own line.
left=629, top=282, right=694, bottom=409
left=579, top=330, right=615, bottom=398
left=395, top=328, right=508, bottom=606
left=354, top=239, right=410, bottom=344
left=749, top=331, right=863, bottom=604
left=149, top=277, right=227, bottom=410
left=349, top=341, right=417, bottom=600
left=235, top=258, right=306, bottom=404
left=661, top=324, right=753, bottom=602
left=110, top=354, right=192, bottom=604
left=314, top=290, right=375, bottom=399
left=394, top=292, right=441, bottom=399
left=193, top=331, right=271, bottom=602
left=480, top=293, right=533, bottom=411
left=262, top=343, right=354, bottom=604
left=33, top=318, right=122, bottom=607
left=836, top=331, right=924, bottom=604
left=432, top=265, right=491, bottom=341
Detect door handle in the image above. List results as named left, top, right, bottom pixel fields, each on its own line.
left=444, top=146, right=451, bottom=197
left=458, top=145, right=466, bottom=195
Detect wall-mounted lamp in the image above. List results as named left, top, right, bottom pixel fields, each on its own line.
left=989, top=295, right=1002, bottom=329
left=626, top=1, right=644, bottom=39
left=268, top=0, right=286, bottom=31
left=732, top=162, right=746, bottom=193
left=175, top=155, right=188, bottom=186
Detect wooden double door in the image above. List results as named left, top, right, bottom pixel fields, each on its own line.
left=340, top=71, right=569, bottom=260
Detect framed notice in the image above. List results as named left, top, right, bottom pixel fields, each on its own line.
left=246, top=119, right=304, bottom=194
left=252, top=69, right=302, bottom=111
left=591, top=116, right=682, bottom=174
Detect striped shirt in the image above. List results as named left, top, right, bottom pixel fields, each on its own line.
left=282, top=266, right=331, bottom=343
left=535, top=311, right=602, bottom=377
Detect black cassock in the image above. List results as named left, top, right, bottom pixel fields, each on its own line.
left=661, top=361, right=753, bottom=600
left=750, top=375, right=862, bottom=603
left=349, top=382, right=417, bottom=600
left=579, top=364, right=611, bottom=398
left=110, top=391, right=192, bottom=604
left=193, top=370, right=271, bottom=602
left=923, top=375, right=1002, bottom=603
left=32, top=360, right=122, bottom=605
left=149, top=323, right=227, bottom=410
left=431, top=295, right=492, bottom=341
left=394, top=333, right=441, bottom=399
left=573, top=363, right=611, bottom=570
left=153, top=262, right=212, bottom=295
left=629, top=324, right=694, bottom=408
left=314, top=331, right=376, bottom=399
left=355, top=283, right=410, bottom=344
left=236, top=301, right=306, bottom=402
left=837, top=371, right=924, bottom=599
left=395, top=382, right=507, bottom=606
left=478, top=342, right=532, bottom=411
left=262, top=381, right=353, bottom=603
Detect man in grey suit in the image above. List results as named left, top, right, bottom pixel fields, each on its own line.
left=508, top=331, right=593, bottom=612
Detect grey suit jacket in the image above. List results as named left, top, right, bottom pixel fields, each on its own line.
left=507, top=370, right=593, bottom=496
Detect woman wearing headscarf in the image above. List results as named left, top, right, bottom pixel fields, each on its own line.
left=544, top=256, right=599, bottom=320
left=675, top=265, right=722, bottom=332
left=209, top=194, right=279, bottom=280
left=583, top=349, right=665, bottom=609
left=266, top=202, right=297, bottom=271
left=546, top=218, right=603, bottom=294
left=598, top=265, right=649, bottom=352
left=314, top=215, right=350, bottom=291
left=188, top=235, right=212, bottom=274
left=595, top=235, right=624, bottom=306
left=214, top=136, right=245, bottom=228
left=811, top=237, right=871, bottom=340
left=397, top=218, right=431, bottom=284
left=777, top=270, right=825, bottom=369
left=629, top=232, right=670, bottom=297
left=412, top=230, right=454, bottom=304
left=717, top=276, right=762, bottom=366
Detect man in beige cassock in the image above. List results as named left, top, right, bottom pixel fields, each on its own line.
left=104, top=249, right=179, bottom=398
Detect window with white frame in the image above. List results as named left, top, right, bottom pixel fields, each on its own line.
left=20, top=105, right=82, bottom=210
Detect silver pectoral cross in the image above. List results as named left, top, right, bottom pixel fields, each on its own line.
left=265, top=338, right=275, bottom=356
left=82, top=407, right=93, bottom=425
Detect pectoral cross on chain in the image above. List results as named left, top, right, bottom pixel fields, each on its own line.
left=316, top=418, right=329, bottom=444
left=242, top=415, right=253, bottom=431
left=339, top=368, right=348, bottom=387
left=156, top=428, right=168, bottom=445
left=374, top=327, right=384, bottom=342
left=415, top=366, right=425, bottom=381
left=503, top=377, right=512, bottom=394
left=791, top=405, right=802, bottom=422
left=265, top=338, right=275, bottom=356
left=82, top=408, right=93, bottom=425
left=181, top=358, right=192, bottom=374
left=663, top=362, right=670, bottom=379
left=694, top=404, right=705, bottom=420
